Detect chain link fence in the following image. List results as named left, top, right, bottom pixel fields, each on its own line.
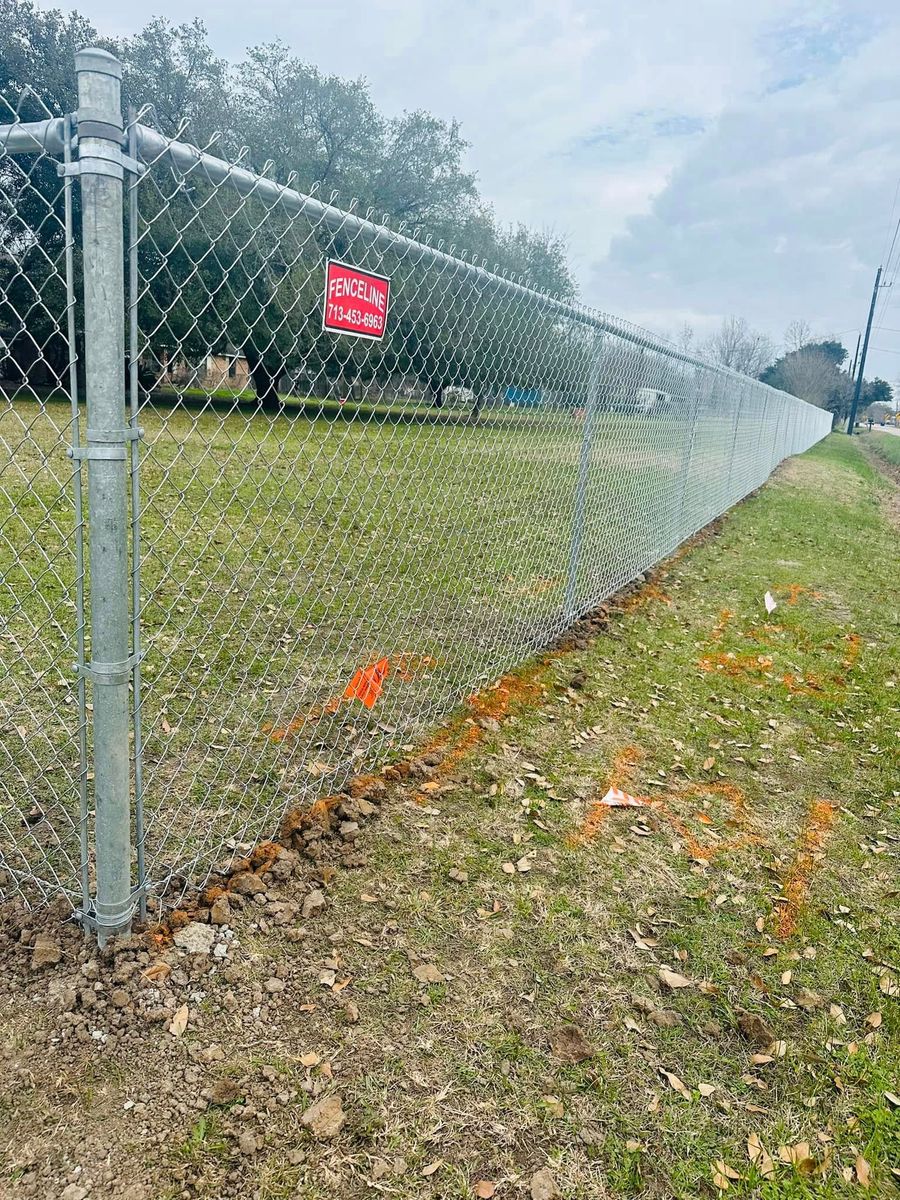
left=0, top=48, right=832, bottom=940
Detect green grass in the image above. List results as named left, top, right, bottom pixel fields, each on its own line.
left=866, top=430, right=900, bottom=470
left=0, top=434, right=896, bottom=1198
left=273, top=432, right=896, bottom=1200
left=0, top=390, right=777, bottom=897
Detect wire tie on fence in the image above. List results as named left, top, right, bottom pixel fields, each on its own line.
left=75, top=650, right=145, bottom=687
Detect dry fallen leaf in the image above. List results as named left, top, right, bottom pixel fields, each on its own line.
left=660, top=1068, right=691, bottom=1099
left=778, top=1142, right=816, bottom=1175
left=855, top=1155, right=871, bottom=1189
left=712, top=1160, right=742, bottom=1190
left=412, top=963, right=444, bottom=985
left=884, top=1091, right=900, bottom=1108
left=879, top=975, right=899, bottom=997
left=629, top=928, right=658, bottom=951
left=865, top=1012, right=882, bottom=1029
left=698, top=1083, right=717, bottom=1097
left=169, top=1004, right=189, bottom=1037
left=747, top=1133, right=776, bottom=1179
left=142, top=960, right=172, bottom=983
left=299, top=1052, right=321, bottom=1068
left=421, top=1160, right=442, bottom=1177
left=474, top=1182, right=496, bottom=1198
left=659, top=967, right=693, bottom=990
left=702, top=757, right=716, bottom=771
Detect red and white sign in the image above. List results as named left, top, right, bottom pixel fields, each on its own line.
left=322, top=259, right=391, bottom=341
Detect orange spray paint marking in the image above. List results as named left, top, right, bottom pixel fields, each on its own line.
left=775, top=583, right=822, bottom=606
left=698, top=651, right=774, bottom=678
left=619, top=582, right=672, bottom=612
left=344, top=657, right=390, bottom=709
left=777, top=800, right=837, bottom=939
left=711, top=609, right=734, bottom=640
left=570, top=757, right=761, bottom=861
left=843, top=633, right=862, bottom=669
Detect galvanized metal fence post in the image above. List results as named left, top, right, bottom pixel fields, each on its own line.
left=675, top=365, right=703, bottom=539
left=73, top=48, right=134, bottom=944
left=564, top=336, right=604, bottom=622
left=725, top=378, right=744, bottom=501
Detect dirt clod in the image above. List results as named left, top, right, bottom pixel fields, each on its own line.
left=209, top=1079, right=242, bottom=1104
left=736, top=1008, right=776, bottom=1048
left=530, top=1167, right=561, bottom=1200
left=301, top=1094, right=346, bottom=1139
left=230, top=871, right=266, bottom=896
left=302, top=888, right=327, bottom=918
left=411, top=962, right=444, bottom=984
left=30, top=933, right=61, bottom=970
left=649, top=1008, right=682, bottom=1028
left=549, top=1023, right=595, bottom=1063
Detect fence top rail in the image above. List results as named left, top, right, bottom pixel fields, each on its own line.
left=0, top=106, right=826, bottom=422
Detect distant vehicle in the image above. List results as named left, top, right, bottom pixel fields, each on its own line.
left=634, top=387, right=672, bottom=414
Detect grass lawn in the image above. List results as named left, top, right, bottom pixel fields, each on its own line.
left=865, top=431, right=900, bottom=471
left=0, top=391, right=781, bottom=900
left=0, top=433, right=896, bottom=1199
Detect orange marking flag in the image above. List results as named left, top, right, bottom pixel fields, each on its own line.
left=343, top=657, right=390, bottom=709
left=599, top=787, right=645, bottom=808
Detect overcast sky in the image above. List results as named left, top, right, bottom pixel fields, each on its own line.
left=40, top=0, right=900, bottom=381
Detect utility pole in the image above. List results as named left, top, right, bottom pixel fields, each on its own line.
left=846, top=266, right=882, bottom=434
left=848, top=332, right=861, bottom=384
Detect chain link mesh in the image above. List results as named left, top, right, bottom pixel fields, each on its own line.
left=128, top=121, right=830, bottom=901
left=0, top=90, right=832, bottom=913
left=0, top=103, right=88, bottom=905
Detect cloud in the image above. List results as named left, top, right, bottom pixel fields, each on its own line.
left=32, top=0, right=900, bottom=376
left=598, top=5, right=900, bottom=377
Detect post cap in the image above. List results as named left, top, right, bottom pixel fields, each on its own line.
left=75, top=47, right=123, bottom=80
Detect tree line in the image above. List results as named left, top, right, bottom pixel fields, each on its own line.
left=675, top=316, right=893, bottom=425
left=1, top=1, right=889, bottom=421
left=0, top=1, right=578, bottom=408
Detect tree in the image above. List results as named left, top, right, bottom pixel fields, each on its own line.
left=701, top=317, right=774, bottom=378
left=2, top=4, right=580, bottom=409
left=120, top=18, right=227, bottom=145
left=760, top=340, right=852, bottom=421
left=863, top=378, right=892, bottom=409
left=0, top=0, right=106, bottom=388
left=784, top=319, right=812, bottom=353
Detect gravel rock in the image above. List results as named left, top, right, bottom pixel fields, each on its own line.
left=210, top=895, right=231, bottom=925
left=530, top=1168, right=560, bottom=1200
left=173, top=922, right=216, bottom=955
left=302, top=889, right=326, bottom=918
left=230, top=872, right=266, bottom=896
left=60, top=1187, right=89, bottom=1200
